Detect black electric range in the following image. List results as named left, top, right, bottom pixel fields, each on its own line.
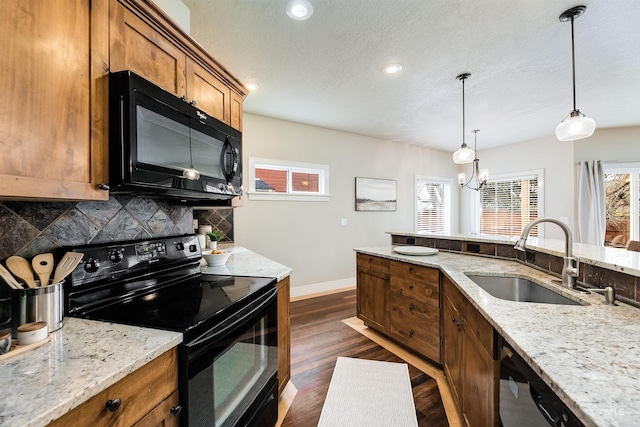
left=63, top=234, right=280, bottom=427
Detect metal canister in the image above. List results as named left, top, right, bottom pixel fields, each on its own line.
left=11, top=281, right=64, bottom=337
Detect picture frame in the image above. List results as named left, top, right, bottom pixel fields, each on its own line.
left=355, top=177, right=397, bottom=211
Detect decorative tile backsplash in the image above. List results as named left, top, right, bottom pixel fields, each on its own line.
left=0, top=196, right=234, bottom=328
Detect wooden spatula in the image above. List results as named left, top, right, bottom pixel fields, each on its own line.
left=0, top=263, right=22, bottom=289
left=53, top=252, right=84, bottom=283
left=32, top=253, right=54, bottom=286
left=6, top=256, right=37, bottom=289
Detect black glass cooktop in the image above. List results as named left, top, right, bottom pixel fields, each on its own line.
left=78, top=274, right=275, bottom=341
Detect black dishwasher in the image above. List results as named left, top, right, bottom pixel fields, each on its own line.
left=499, top=339, right=584, bottom=427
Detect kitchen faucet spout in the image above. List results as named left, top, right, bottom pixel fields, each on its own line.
left=514, top=217, right=579, bottom=289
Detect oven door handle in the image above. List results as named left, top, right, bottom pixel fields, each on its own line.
left=186, top=287, right=277, bottom=350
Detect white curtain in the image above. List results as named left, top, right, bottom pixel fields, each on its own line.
left=577, top=160, right=606, bottom=246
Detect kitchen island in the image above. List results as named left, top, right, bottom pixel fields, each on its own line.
left=355, top=240, right=640, bottom=427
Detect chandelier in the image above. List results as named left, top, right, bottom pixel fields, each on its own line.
left=458, top=130, right=489, bottom=191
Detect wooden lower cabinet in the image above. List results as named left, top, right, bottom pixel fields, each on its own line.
left=277, top=276, right=291, bottom=396
left=389, top=261, right=441, bottom=363
left=442, top=276, right=498, bottom=427
left=356, top=254, right=390, bottom=334
left=48, top=348, right=179, bottom=427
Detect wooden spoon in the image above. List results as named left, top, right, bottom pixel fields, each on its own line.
left=6, top=256, right=37, bottom=289
left=32, top=253, right=54, bottom=286
left=0, top=264, right=22, bottom=289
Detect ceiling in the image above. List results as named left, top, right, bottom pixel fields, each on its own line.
left=181, top=0, right=640, bottom=151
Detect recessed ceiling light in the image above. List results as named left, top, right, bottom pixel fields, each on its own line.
left=245, top=83, right=260, bottom=91
left=383, top=64, right=403, bottom=74
left=286, top=0, right=313, bottom=21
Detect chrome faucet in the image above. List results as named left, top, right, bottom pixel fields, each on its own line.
left=514, top=217, right=579, bottom=289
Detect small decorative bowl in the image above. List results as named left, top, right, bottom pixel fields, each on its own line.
left=203, top=251, right=231, bottom=267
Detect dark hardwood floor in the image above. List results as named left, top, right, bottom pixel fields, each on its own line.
left=281, top=289, right=449, bottom=427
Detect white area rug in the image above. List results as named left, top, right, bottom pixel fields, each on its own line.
left=317, top=356, right=419, bottom=427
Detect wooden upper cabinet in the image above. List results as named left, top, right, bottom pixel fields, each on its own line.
left=0, top=0, right=109, bottom=201
left=110, top=0, right=246, bottom=131
left=186, top=58, right=230, bottom=125
left=110, top=0, right=186, bottom=97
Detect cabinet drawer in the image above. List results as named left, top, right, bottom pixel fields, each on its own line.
left=390, top=261, right=439, bottom=307
left=357, top=253, right=390, bottom=275
left=48, top=348, right=178, bottom=427
left=389, top=293, right=440, bottom=362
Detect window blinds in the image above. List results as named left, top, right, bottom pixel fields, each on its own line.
left=479, top=176, right=539, bottom=237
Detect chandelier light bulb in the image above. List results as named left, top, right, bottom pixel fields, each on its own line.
left=453, top=145, right=475, bottom=164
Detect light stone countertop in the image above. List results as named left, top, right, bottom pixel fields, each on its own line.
left=389, top=231, right=640, bottom=277
left=200, top=245, right=293, bottom=281
left=355, top=246, right=640, bottom=427
left=0, top=318, right=182, bottom=427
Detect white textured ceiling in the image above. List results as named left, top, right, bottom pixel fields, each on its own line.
left=181, top=0, right=640, bottom=151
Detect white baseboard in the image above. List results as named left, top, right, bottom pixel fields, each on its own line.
left=290, top=277, right=356, bottom=299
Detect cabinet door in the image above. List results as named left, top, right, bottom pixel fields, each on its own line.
left=462, top=331, right=496, bottom=427
left=186, top=58, right=231, bottom=125
left=442, top=294, right=463, bottom=406
left=277, top=276, right=291, bottom=396
left=0, top=0, right=108, bottom=201
left=110, top=0, right=186, bottom=97
left=356, top=261, right=389, bottom=334
left=230, top=91, right=243, bottom=131
left=133, top=390, right=180, bottom=427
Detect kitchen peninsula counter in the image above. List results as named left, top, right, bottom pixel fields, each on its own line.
left=0, top=318, right=182, bottom=427
left=354, top=245, right=640, bottom=427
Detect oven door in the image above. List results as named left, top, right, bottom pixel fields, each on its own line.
left=181, top=286, right=278, bottom=427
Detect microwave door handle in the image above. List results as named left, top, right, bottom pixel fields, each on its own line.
left=221, top=137, right=237, bottom=183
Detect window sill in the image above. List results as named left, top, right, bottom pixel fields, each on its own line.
left=247, top=192, right=331, bottom=202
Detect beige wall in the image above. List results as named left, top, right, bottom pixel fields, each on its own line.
left=235, top=114, right=457, bottom=290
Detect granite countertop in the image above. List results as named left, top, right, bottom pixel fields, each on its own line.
left=0, top=318, right=182, bottom=427
left=355, top=246, right=640, bottom=427
left=200, top=245, right=293, bottom=281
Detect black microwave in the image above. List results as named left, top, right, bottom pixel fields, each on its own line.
left=108, top=70, right=242, bottom=204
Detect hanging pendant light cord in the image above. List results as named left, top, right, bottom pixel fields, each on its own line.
left=571, top=14, right=577, bottom=112
left=462, top=77, right=466, bottom=145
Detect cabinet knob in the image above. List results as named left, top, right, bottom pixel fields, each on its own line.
left=97, top=183, right=110, bottom=191
left=409, top=284, right=414, bottom=289
left=105, top=398, right=122, bottom=412
left=181, top=95, right=188, bottom=102
left=409, top=304, right=415, bottom=311
left=170, top=405, right=182, bottom=416
left=409, top=330, right=415, bottom=337
left=190, top=100, right=197, bottom=107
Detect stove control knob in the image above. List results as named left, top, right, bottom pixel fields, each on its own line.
left=83, top=258, right=100, bottom=273
left=189, top=244, right=198, bottom=252
left=108, top=249, right=123, bottom=264
left=175, top=241, right=185, bottom=251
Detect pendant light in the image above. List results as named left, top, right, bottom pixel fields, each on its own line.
left=555, top=5, right=595, bottom=141
left=452, top=73, right=475, bottom=164
left=458, top=130, right=489, bottom=191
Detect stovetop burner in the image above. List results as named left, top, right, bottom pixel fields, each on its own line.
left=62, top=235, right=276, bottom=341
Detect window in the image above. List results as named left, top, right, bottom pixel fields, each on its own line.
left=603, top=163, right=640, bottom=247
left=477, top=170, right=544, bottom=237
left=415, top=175, right=451, bottom=234
left=248, top=157, right=330, bottom=201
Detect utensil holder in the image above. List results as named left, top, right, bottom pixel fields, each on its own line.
left=11, top=281, right=64, bottom=337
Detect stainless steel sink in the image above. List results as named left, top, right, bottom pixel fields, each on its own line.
left=465, top=274, right=582, bottom=305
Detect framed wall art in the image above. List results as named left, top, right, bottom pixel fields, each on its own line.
left=355, top=177, right=397, bottom=211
